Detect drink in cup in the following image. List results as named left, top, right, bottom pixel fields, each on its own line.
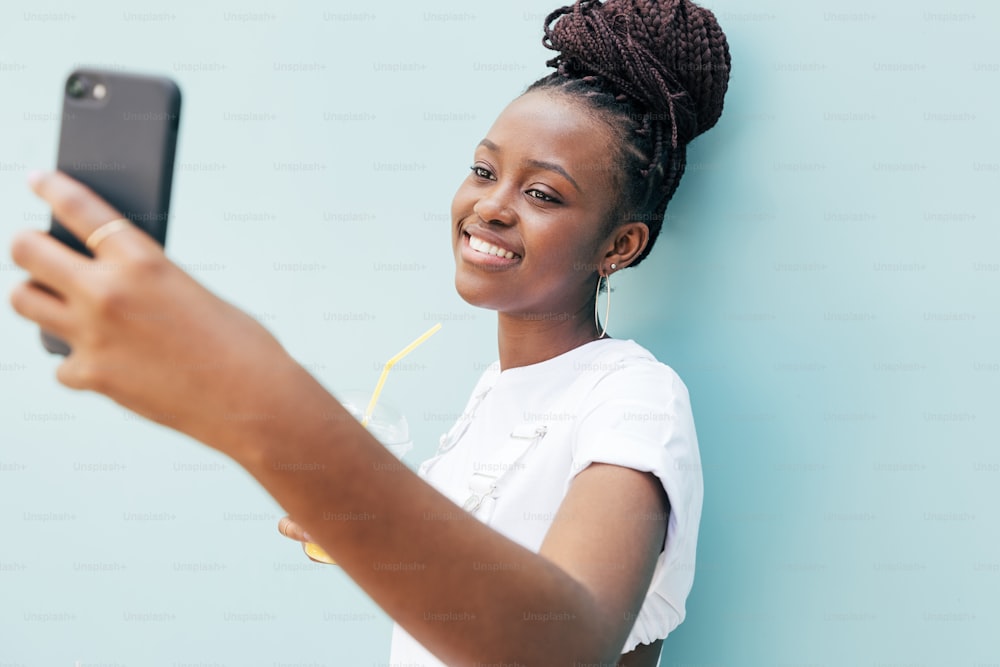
left=300, top=323, right=440, bottom=565
left=302, top=391, right=412, bottom=565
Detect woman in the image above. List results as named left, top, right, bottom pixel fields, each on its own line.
left=8, top=0, right=730, bottom=664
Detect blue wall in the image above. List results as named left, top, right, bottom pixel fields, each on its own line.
left=0, top=1, right=996, bottom=664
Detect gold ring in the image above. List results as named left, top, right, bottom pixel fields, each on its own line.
left=85, top=217, right=132, bottom=253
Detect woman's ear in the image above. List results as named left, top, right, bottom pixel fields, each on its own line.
left=603, top=221, right=649, bottom=271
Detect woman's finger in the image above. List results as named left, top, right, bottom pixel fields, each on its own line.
left=277, top=515, right=312, bottom=542
left=9, top=229, right=96, bottom=301
left=8, top=278, right=76, bottom=341
left=26, top=170, right=156, bottom=260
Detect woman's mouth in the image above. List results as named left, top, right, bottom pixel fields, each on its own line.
left=467, top=232, right=518, bottom=259
left=460, top=232, right=522, bottom=267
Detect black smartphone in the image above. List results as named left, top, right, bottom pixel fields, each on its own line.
left=41, top=67, right=182, bottom=356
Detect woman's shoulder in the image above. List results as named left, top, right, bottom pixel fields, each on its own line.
left=472, top=338, right=689, bottom=405
left=584, top=338, right=689, bottom=398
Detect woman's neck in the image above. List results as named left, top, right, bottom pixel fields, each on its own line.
left=495, top=304, right=606, bottom=372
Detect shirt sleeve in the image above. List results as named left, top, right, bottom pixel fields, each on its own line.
left=565, top=359, right=704, bottom=653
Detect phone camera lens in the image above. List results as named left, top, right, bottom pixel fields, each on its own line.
left=66, top=75, right=90, bottom=99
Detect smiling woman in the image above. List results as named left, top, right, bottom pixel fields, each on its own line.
left=454, top=95, right=619, bottom=315
left=8, top=1, right=729, bottom=666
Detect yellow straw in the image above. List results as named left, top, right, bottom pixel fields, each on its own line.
left=362, top=322, right=442, bottom=427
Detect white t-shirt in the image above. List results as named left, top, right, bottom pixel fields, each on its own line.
left=388, top=337, right=703, bottom=665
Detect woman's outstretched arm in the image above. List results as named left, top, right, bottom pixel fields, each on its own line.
left=9, top=170, right=670, bottom=667
left=233, top=361, right=669, bottom=666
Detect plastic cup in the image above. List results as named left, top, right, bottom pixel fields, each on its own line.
left=302, top=389, right=412, bottom=565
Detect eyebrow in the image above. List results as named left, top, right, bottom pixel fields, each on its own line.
left=477, top=138, right=582, bottom=194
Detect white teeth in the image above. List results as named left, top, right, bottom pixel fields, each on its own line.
left=468, top=233, right=517, bottom=259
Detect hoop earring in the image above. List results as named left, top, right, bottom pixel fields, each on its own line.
left=595, top=264, right=615, bottom=339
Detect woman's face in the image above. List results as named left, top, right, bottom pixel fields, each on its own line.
left=451, top=90, right=621, bottom=318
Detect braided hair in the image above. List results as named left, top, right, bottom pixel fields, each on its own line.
left=525, top=0, right=731, bottom=267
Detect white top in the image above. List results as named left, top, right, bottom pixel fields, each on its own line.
left=388, top=338, right=703, bottom=665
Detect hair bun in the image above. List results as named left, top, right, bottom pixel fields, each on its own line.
left=541, top=0, right=731, bottom=146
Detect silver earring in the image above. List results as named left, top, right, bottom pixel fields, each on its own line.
left=594, top=270, right=612, bottom=339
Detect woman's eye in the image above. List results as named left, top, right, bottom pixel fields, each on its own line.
left=467, top=166, right=559, bottom=203
left=469, top=165, right=494, bottom=179
left=527, top=189, right=558, bottom=203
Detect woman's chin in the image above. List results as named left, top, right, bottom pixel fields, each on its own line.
left=453, top=282, right=489, bottom=310
left=453, top=274, right=507, bottom=312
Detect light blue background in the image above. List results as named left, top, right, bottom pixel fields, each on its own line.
left=1, top=1, right=997, bottom=665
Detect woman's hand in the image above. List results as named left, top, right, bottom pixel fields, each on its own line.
left=277, top=515, right=312, bottom=543
left=8, top=170, right=300, bottom=451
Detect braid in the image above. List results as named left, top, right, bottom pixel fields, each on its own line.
left=526, top=0, right=731, bottom=267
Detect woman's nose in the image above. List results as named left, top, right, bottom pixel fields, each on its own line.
left=472, top=184, right=516, bottom=226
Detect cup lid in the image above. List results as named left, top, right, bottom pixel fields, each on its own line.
left=334, top=389, right=411, bottom=449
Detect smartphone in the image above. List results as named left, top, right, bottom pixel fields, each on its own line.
left=41, top=67, right=182, bottom=355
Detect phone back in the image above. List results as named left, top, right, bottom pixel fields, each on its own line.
left=42, top=68, right=181, bottom=355
left=50, top=68, right=181, bottom=256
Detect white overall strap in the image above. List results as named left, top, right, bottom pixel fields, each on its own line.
left=418, top=384, right=494, bottom=479
left=462, top=424, right=547, bottom=514
left=462, top=344, right=626, bottom=521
